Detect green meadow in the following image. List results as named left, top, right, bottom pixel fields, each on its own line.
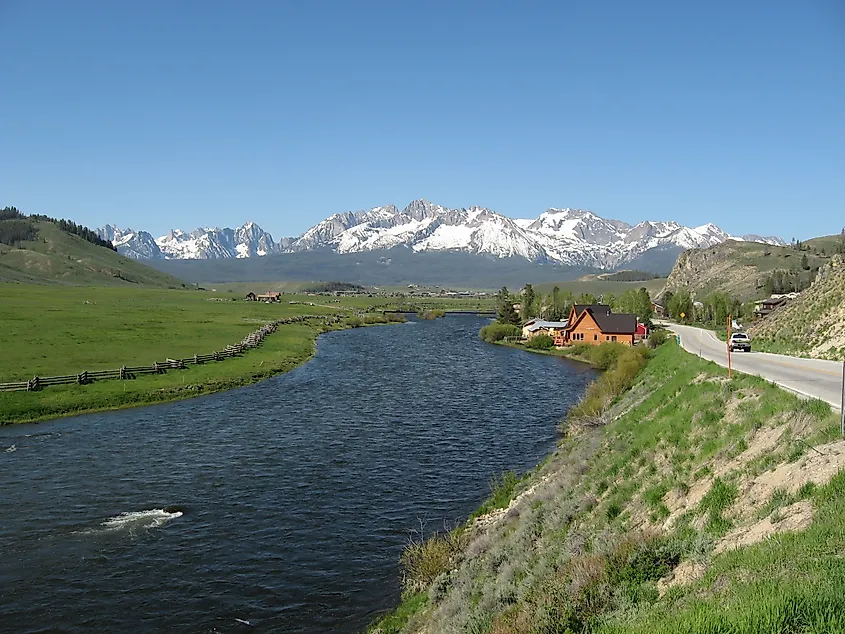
left=0, top=285, right=347, bottom=423
left=0, top=284, right=497, bottom=424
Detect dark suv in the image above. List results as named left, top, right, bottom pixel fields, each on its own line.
left=729, top=332, right=752, bottom=352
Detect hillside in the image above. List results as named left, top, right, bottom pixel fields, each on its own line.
left=750, top=255, right=845, bottom=360
left=371, top=342, right=845, bottom=633
left=663, top=239, right=831, bottom=301
left=0, top=218, right=185, bottom=287
left=534, top=276, right=666, bottom=298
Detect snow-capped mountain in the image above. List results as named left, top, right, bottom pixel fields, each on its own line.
left=99, top=222, right=282, bottom=260
left=100, top=225, right=164, bottom=259
left=284, top=200, right=740, bottom=269
left=100, top=201, right=782, bottom=269
left=742, top=234, right=788, bottom=246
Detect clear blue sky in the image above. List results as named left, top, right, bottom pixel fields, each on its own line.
left=1, top=0, right=843, bottom=240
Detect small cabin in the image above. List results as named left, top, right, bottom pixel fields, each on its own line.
left=255, top=291, right=281, bottom=303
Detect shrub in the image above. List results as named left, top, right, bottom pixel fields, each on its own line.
left=647, top=329, right=669, bottom=349
left=363, top=314, right=388, bottom=324
left=590, top=342, right=626, bottom=370
left=479, top=323, right=521, bottom=343
left=565, top=345, right=649, bottom=428
left=525, top=334, right=555, bottom=350
left=345, top=316, right=363, bottom=328
left=418, top=309, right=445, bottom=320
left=400, top=527, right=467, bottom=593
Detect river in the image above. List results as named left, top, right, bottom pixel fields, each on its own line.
left=0, top=316, right=596, bottom=633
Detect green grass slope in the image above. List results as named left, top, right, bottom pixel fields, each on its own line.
left=371, top=342, right=844, bottom=634
left=534, top=277, right=666, bottom=297
left=0, top=220, right=185, bottom=287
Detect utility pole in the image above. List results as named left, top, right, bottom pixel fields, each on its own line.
left=727, top=314, right=732, bottom=379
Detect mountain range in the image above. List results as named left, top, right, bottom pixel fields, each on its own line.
left=98, top=200, right=784, bottom=271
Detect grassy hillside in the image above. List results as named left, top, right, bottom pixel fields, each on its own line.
left=534, top=277, right=666, bottom=297
left=749, top=255, right=845, bottom=360
left=0, top=219, right=185, bottom=287
left=371, top=341, right=844, bottom=633
left=664, top=239, right=831, bottom=301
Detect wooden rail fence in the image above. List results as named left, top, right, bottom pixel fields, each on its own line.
left=0, top=314, right=339, bottom=393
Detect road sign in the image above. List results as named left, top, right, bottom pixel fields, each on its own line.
left=680, top=312, right=686, bottom=319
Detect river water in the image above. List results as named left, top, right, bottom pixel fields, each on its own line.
left=0, top=316, right=596, bottom=633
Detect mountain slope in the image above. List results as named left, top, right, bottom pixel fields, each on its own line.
left=0, top=219, right=185, bottom=287
left=749, top=254, right=845, bottom=359
left=663, top=239, right=831, bottom=301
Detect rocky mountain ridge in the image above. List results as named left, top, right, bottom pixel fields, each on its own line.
left=99, top=200, right=784, bottom=269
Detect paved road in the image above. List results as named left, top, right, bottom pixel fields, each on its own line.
left=665, top=323, right=844, bottom=409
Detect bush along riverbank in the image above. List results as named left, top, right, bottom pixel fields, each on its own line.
left=368, top=340, right=845, bottom=633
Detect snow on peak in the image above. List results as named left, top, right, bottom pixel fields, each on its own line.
left=104, top=202, right=765, bottom=268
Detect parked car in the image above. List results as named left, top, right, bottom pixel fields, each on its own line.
left=729, top=332, right=752, bottom=352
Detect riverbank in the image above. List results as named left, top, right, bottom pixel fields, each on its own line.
left=369, top=340, right=845, bottom=633
left=0, top=318, right=329, bottom=425
left=0, top=314, right=593, bottom=634
left=0, top=284, right=411, bottom=425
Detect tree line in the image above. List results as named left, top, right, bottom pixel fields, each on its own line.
left=495, top=284, right=654, bottom=326
left=1, top=206, right=116, bottom=251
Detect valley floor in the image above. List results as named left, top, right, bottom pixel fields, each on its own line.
left=0, top=285, right=422, bottom=425
left=370, top=341, right=845, bottom=633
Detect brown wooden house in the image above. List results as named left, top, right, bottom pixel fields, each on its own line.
left=562, top=304, right=638, bottom=346
left=255, top=291, right=281, bottom=303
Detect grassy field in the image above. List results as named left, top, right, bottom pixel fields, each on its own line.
left=534, top=277, right=666, bottom=297
left=0, top=284, right=497, bottom=424
left=370, top=341, right=844, bottom=633
left=0, top=284, right=346, bottom=423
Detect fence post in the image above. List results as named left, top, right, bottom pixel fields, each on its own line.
left=213, top=352, right=219, bottom=361
left=153, top=362, right=159, bottom=373
left=120, top=365, right=126, bottom=380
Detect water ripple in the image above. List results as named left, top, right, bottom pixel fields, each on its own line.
left=0, top=316, right=596, bottom=633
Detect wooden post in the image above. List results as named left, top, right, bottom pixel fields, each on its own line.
left=727, top=314, right=732, bottom=379
left=120, top=365, right=126, bottom=380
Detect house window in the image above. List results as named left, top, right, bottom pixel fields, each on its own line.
left=594, top=334, right=598, bottom=341
left=612, top=336, right=617, bottom=342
